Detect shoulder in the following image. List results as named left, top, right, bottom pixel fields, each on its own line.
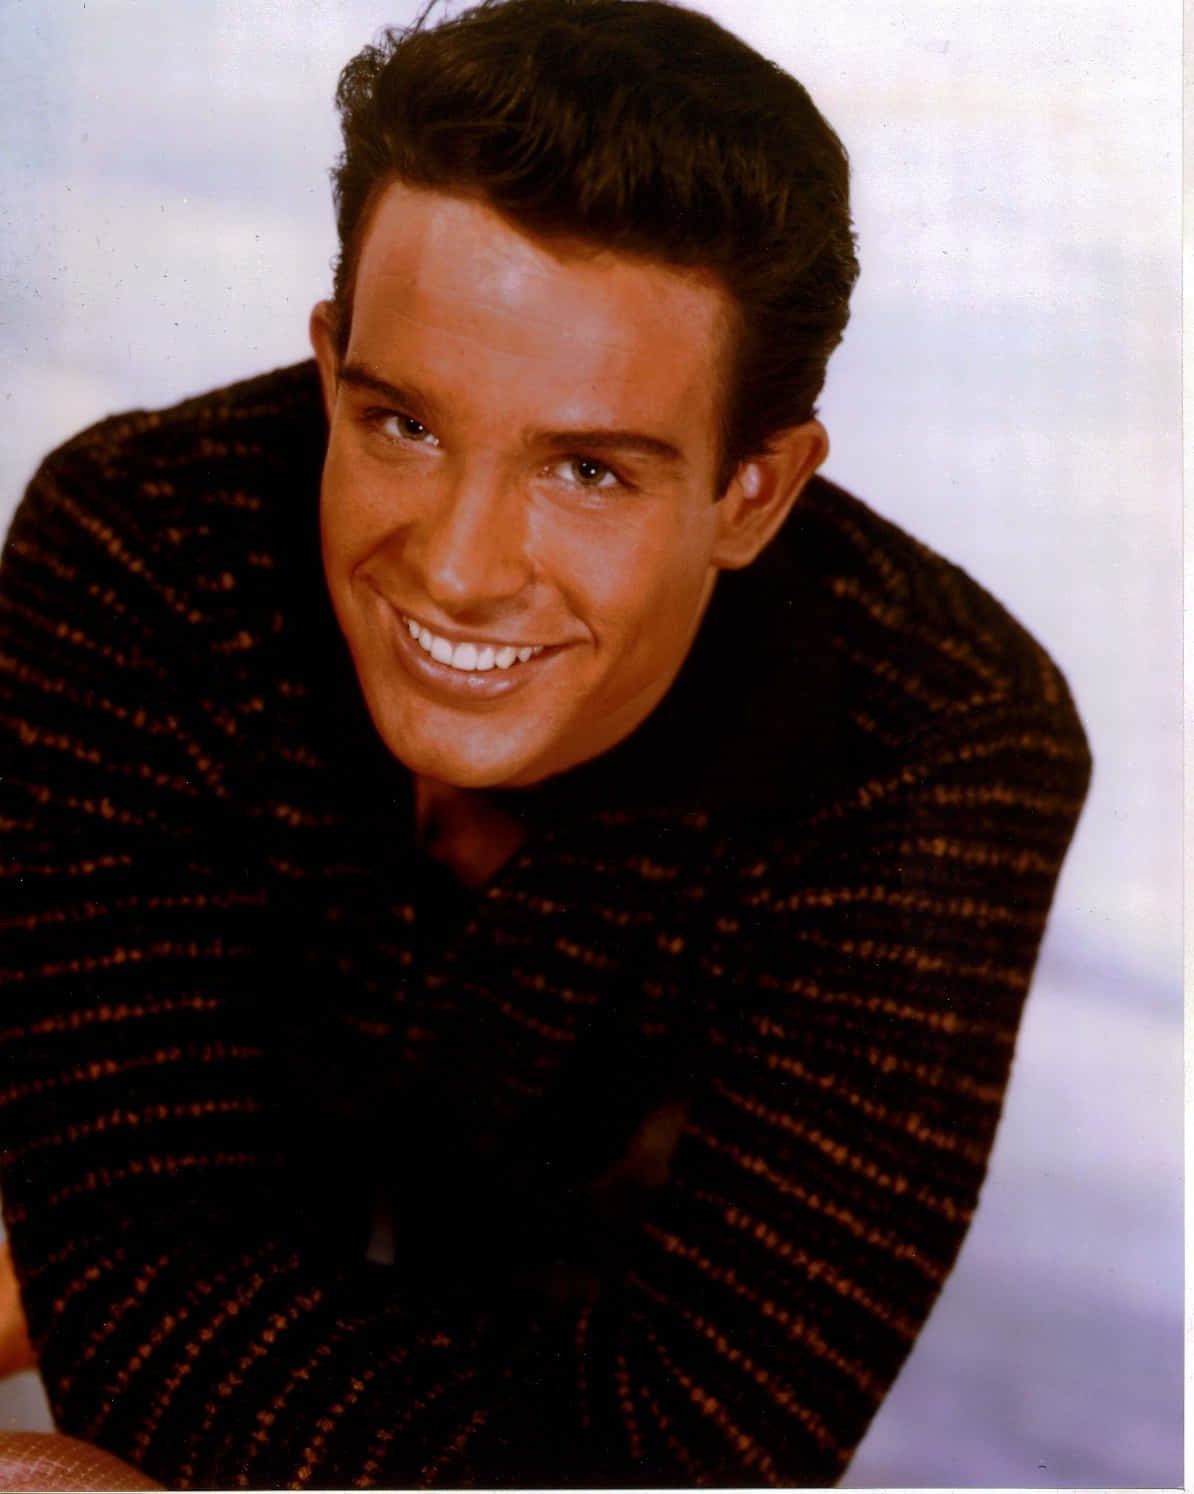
left=8, top=362, right=324, bottom=564
left=742, top=475, right=1092, bottom=813
left=3, top=362, right=328, bottom=651
left=0, top=362, right=377, bottom=805
left=26, top=361, right=324, bottom=490
left=788, top=476, right=1084, bottom=743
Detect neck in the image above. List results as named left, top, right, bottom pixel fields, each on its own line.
left=413, top=776, right=531, bottom=890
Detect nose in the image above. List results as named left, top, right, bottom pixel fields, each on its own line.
left=406, top=465, right=532, bottom=614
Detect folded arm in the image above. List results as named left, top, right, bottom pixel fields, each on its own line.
left=0, top=433, right=1090, bottom=1487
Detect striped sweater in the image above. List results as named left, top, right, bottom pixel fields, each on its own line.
left=0, top=362, right=1090, bottom=1488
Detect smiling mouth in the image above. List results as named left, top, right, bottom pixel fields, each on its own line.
left=401, top=615, right=546, bottom=673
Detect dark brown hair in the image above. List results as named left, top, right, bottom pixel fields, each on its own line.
left=330, top=0, right=858, bottom=488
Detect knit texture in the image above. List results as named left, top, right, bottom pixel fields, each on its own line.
left=0, top=362, right=1090, bottom=1488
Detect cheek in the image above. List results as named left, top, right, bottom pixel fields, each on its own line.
left=320, top=439, right=361, bottom=558
left=321, top=442, right=404, bottom=574
left=543, top=511, right=716, bottom=653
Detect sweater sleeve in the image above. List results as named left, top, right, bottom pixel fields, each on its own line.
left=437, top=692, right=1091, bottom=1486
left=0, top=427, right=1090, bottom=1488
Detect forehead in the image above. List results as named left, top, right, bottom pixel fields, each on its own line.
left=347, top=182, right=732, bottom=434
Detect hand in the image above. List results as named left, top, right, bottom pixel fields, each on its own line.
left=0, top=1433, right=163, bottom=1490
left=0, top=1245, right=35, bottom=1379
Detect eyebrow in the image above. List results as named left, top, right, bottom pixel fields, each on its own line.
left=337, top=360, right=684, bottom=466
left=533, top=429, right=684, bottom=466
left=338, top=362, right=434, bottom=420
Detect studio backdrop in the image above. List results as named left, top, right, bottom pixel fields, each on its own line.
left=0, top=2, right=1180, bottom=1486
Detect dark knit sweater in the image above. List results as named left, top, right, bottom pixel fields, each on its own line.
left=0, top=362, right=1090, bottom=1489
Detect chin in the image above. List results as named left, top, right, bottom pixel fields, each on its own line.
left=379, top=728, right=540, bottom=791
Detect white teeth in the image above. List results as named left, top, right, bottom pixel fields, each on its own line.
left=402, top=616, right=543, bottom=673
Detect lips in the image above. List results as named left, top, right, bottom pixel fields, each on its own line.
left=371, top=593, right=565, bottom=707
left=401, top=615, right=545, bottom=674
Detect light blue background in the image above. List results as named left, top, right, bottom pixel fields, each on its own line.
left=0, top=1, right=1181, bottom=1486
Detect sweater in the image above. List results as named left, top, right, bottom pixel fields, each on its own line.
left=0, top=361, right=1090, bottom=1488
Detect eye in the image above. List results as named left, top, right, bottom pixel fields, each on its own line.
left=553, top=456, right=621, bottom=490
left=375, top=411, right=439, bottom=447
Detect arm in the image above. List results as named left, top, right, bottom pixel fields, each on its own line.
left=444, top=696, right=1090, bottom=1484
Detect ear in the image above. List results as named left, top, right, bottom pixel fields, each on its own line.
left=711, top=420, right=829, bottom=570
left=309, top=300, right=340, bottom=422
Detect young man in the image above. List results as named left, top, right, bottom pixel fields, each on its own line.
left=0, top=0, right=1089, bottom=1486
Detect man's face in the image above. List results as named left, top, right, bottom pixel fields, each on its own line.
left=314, top=183, right=772, bottom=789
